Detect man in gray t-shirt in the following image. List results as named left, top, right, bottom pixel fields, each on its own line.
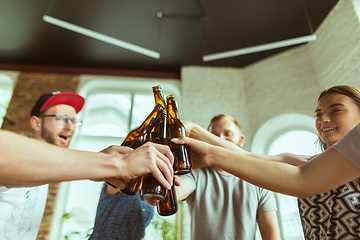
left=176, top=114, right=280, bottom=240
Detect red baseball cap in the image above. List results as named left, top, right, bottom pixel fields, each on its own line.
left=31, top=91, right=85, bottom=117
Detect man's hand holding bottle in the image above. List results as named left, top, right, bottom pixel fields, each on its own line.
left=95, top=143, right=174, bottom=191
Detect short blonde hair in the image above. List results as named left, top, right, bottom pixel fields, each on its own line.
left=207, top=114, right=242, bottom=132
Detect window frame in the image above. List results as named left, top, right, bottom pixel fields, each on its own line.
left=251, top=113, right=318, bottom=240
left=0, top=71, right=18, bottom=127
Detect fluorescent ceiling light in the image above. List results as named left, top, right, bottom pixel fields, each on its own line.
left=203, top=34, right=316, bottom=62
left=43, top=15, right=160, bottom=59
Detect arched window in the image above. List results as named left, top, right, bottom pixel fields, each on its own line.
left=0, top=72, right=16, bottom=127
left=268, top=130, right=321, bottom=239
left=251, top=113, right=321, bottom=240
left=268, top=130, right=320, bottom=156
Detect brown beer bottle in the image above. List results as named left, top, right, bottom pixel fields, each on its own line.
left=141, top=111, right=168, bottom=200
left=152, top=85, right=166, bottom=108
left=166, top=95, right=192, bottom=175
left=148, top=85, right=167, bottom=143
left=157, top=180, right=178, bottom=216
left=141, top=86, right=168, bottom=200
left=120, top=103, right=165, bottom=195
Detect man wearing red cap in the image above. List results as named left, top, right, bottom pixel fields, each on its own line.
left=0, top=91, right=85, bottom=240
left=30, top=91, right=85, bottom=148
left=0, top=91, right=174, bottom=240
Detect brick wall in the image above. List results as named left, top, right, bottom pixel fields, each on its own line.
left=180, top=67, right=247, bottom=137
left=1, top=72, right=81, bottom=240
left=182, top=0, right=360, bottom=150
left=309, top=0, right=360, bottom=88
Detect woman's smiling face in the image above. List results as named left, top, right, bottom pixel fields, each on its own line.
left=315, top=92, right=360, bottom=147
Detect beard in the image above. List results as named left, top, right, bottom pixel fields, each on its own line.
left=41, top=124, right=70, bottom=148
left=41, top=124, right=56, bottom=145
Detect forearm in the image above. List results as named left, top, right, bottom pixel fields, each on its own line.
left=186, top=123, right=307, bottom=166
left=187, top=122, right=244, bottom=153
left=175, top=176, right=193, bottom=201
left=258, top=211, right=281, bottom=240
left=261, top=230, right=281, bottom=240
left=209, top=147, right=305, bottom=196
left=0, top=130, right=122, bottom=187
left=246, top=152, right=308, bottom=166
left=208, top=146, right=360, bottom=198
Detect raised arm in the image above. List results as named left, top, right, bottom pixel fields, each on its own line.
left=183, top=121, right=308, bottom=166
left=183, top=120, right=242, bottom=152
left=0, top=130, right=173, bottom=189
left=172, top=136, right=360, bottom=198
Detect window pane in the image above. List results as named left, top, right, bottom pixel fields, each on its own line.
left=0, top=89, right=13, bottom=125
left=268, top=130, right=320, bottom=240
left=130, top=94, right=155, bottom=130
left=268, top=130, right=321, bottom=156
left=81, top=92, right=131, bottom=137
left=0, top=74, right=14, bottom=127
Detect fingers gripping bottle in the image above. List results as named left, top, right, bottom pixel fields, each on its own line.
left=120, top=103, right=164, bottom=195
left=166, top=95, right=192, bottom=175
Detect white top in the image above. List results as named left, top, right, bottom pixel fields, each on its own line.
left=0, top=185, right=49, bottom=240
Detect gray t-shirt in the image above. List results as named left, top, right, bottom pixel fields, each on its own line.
left=333, top=122, right=360, bottom=170
left=183, top=166, right=277, bottom=240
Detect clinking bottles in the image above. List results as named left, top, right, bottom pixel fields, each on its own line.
left=141, top=113, right=168, bottom=200
left=167, top=95, right=192, bottom=175
left=141, top=86, right=168, bottom=200
left=120, top=103, right=165, bottom=196
left=157, top=180, right=178, bottom=216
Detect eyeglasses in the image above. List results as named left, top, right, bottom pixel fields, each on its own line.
left=41, top=115, right=82, bottom=127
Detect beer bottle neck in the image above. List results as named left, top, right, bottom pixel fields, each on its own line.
left=134, top=104, right=164, bottom=137
left=167, top=102, right=180, bottom=123
left=153, top=90, right=166, bottom=109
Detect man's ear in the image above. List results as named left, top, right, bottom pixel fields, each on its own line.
left=239, top=135, right=245, bottom=148
left=30, top=116, right=41, bottom=131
